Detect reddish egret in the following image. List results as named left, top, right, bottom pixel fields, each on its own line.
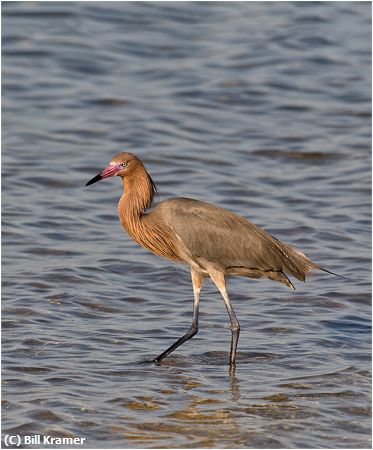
left=86, top=152, right=339, bottom=366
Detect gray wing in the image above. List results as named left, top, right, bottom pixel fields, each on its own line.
left=151, top=197, right=316, bottom=282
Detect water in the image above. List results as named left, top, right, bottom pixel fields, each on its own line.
left=2, top=2, right=371, bottom=448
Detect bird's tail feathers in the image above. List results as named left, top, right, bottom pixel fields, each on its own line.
left=276, top=245, right=314, bottom=282
left=317, top=266, right=349, bottom=280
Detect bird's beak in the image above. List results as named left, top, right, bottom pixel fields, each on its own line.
left=85, top=163, right=121, bottom=187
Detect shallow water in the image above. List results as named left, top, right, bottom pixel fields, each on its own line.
left=2, top=2, right=371, bottom=448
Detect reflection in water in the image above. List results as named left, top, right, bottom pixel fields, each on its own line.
left=229, top=367, right=240, bottom=403
left=127, top=370, right=243, bottom=448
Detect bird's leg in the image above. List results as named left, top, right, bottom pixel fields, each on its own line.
left=153, top=268, right=204, bottom=363
left=209, top=271, right=240, bottom=366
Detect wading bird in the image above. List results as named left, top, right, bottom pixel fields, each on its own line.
left=86, top=152, right=339, bottom=367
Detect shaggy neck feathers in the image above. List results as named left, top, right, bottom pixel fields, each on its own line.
left=117, top=165, right=181, bottom=262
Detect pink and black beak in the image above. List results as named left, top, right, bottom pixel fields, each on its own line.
left=85, top=163, right=122, bottom=186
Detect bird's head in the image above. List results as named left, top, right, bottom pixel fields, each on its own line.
left=85, top=152, right=141, bottom=186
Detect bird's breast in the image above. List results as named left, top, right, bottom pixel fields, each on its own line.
left=118, top=206, right=183, bottom=263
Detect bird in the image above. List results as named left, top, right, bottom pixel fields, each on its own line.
left=86, top=152, right=341, bottom=367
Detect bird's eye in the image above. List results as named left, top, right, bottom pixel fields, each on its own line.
left=119, top=162, right=127, bottom=169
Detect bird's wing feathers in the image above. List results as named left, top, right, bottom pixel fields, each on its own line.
left=152, top=198, right=316, bottom=281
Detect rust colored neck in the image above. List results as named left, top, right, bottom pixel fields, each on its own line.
left=118, top=165, right=156, bottom=231
left=117, top=165, right=181, bottom=262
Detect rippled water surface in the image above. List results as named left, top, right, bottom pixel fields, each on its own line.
left=2, top=2, right=371, bottom=448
